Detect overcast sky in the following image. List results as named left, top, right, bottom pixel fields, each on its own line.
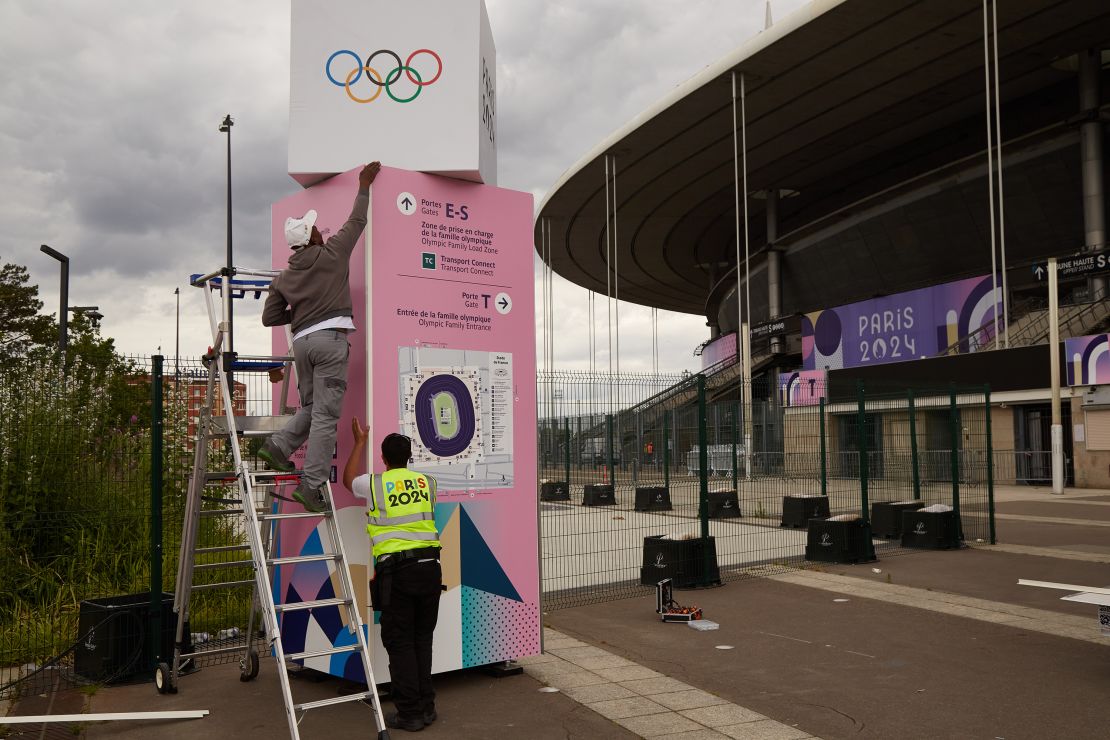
left=2, top=0, right=809, bottom=374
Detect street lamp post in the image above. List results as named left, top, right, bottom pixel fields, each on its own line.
left=174, top=287, right=180, bottom=380
left=39, top=245, right=69, bottom=360
left=218, top=114, right=234, bottom=378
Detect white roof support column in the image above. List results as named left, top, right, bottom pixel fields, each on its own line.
left=1080, top=47, right=1107, bottom=300
left=766, top=188, right=783, bottom=355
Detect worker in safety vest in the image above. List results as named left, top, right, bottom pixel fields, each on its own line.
left=345, top=419, right=441, bottom=733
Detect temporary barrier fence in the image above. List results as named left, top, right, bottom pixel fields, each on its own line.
left=537, top=371, right=997, bottom=610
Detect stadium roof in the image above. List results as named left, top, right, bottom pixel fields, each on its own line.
left=534, top=0, right=1110, bottom=317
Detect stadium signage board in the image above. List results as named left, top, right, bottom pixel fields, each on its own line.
left=268, top=165, right=539, bottom=687
left=1032, top=250, right=1110, bottom=281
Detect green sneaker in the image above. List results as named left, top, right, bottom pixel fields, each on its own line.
left=292, top=485, right=328, bottom=513
left=258, top=443, right=295, bottom=472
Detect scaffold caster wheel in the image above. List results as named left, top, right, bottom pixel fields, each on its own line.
left=155, top=662, right=177, bottom=694
left=239, top=649, right=260, bottom=682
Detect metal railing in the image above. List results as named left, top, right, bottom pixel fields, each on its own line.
left=0, top=354, right=278, bottom=702
left=537, top=374, right=997, bottom=610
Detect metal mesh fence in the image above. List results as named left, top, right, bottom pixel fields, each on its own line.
left=538, top=371, right=996, bottom=611
left=0, top=354, right=278, bottom=708
left=0, top=350, right=1000, bottom=704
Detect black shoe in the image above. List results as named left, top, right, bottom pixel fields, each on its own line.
left=422, top=709, right=437, bottom=725
left=385, top=711, right=425, bottom=732
left=258, top=442, right=295, bottom=472
left=292, top=485, right=328, bottom=513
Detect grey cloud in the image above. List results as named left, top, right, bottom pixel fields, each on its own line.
left=4, top=0, right=806, bottom=368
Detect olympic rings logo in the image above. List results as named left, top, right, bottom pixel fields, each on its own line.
left=325, top=48, right=443, bottom=104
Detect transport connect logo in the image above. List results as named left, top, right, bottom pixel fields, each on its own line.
left=325, top=48, right=443, bottom=103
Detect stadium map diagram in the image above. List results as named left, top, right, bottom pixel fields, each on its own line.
left=397, top=346, right=514, bottom=490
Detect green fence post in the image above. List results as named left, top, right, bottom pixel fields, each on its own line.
left=819, top=396, right=827, bottom=497
left=697, top=374, right=711, bottom=585
left=731, top=401, right=739, bottom=491
left=857, top=381, right=875, bottom=560
left=984, top=385, right=996, bottom=544
left=949, top=385, right=964, bottom=541
left=606, top=414, right=615, bottom=488
left=149, top=354, right=164, bottom=668
left=564, top=417, right=571, bottom=487
left=576, top=415, right=582, bottom=469
left=663, top=410, right=671, bottom=490
left=908, top=389, right=921, bottom=500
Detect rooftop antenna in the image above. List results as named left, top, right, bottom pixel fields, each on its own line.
left=765, top=1, right=773, bottom=30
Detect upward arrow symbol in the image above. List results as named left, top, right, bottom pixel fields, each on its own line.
left=1034, top=265, right=1045, bottom=280
left=401, top=197, right=413, bottom=210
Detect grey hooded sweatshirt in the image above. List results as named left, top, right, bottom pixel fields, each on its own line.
left=262, top=188, right=369, bottom=335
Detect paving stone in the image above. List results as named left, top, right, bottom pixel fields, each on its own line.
left=548, top=645, right=611, bottom=660
left=565, top=653, right=637, bottom=670
left=655, top=730, right=733, bottom=740
left=543, top=669, right=613, bottom=690
left=619, top=676, right=696, bottom=696
left=650, top=689, right=731, bottom=711
left=615, top=712, right=706, bottom=737
left=523, top=659, right=588, bottom=682
left=515, top=652, right=561, bottom=665
left=588, top=695, right=670, bottom=720
left=718, top=719, right=813, bottom=740
left=560, top=682, right=638, bottom=704
left=543, top=638, right=588, bottom=650
left=680, top=704, right=767, bottom=727
left=591, top=664, right=664, bottom=682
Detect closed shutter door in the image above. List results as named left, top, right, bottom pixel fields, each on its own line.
left=1086, top=410, right=1110, bottom=451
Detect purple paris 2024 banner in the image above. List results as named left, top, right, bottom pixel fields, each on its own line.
left=801, top=274, right=1003, bottom=371
left=701, top=333, right=737, bottom=370
left=1065, top=333, right=1110, bottom=386
left=778, top=370, right=827, bottom=407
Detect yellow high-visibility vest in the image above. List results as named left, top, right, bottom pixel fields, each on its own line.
left=366, top=468, right=439, bottom=558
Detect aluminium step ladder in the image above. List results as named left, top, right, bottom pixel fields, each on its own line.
left=158, top=267, right=390, bottom=739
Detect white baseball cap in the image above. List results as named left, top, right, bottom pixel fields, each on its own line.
left=284, top=209, right=318, bottom=248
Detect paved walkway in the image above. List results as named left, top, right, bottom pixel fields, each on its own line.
left=9, top=484, right=1110, bottom=738
left=524, top=485, right=1110, bottom=739
left=521, top=629, right=816, bottom=740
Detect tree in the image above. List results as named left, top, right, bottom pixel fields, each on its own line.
left=0, top=262, right=55, bottom=363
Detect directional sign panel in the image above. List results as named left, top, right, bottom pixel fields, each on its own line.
left=1033, top=250, right=1110, bottom=281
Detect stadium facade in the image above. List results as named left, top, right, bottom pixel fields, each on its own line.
left=535, top=0, right=1110, bottom=487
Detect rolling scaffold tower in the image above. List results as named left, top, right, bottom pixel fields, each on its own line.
left=158, top=266, right=390, bottom=739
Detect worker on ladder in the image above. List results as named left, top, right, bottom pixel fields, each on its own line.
left=259, top=161, right=381, bottom=512
left=346, top=419, right=443, bottom=733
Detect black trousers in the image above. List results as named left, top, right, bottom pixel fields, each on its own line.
left=378, top=558, right=442, bottom=719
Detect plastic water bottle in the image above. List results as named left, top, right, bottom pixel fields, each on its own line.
left=217, top=627, right=240, bottom=640
left=191, top=632, right=210, bottom=644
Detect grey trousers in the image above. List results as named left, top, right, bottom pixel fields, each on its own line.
left=270, top=329, right=349, bottom=490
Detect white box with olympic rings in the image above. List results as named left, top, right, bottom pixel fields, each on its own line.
left=289, top=0, right=497, bottom=186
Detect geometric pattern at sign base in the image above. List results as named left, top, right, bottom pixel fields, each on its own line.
left=461, top=586, right=539, bottom=667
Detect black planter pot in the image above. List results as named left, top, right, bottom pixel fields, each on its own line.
left=640, top=535, right=720, bottom=588
left=870, top=501, right=925, bottom=539
left=634, top=486, right=672, bottom=512
left=583, top=483, right=616, bottom=506
left=781, top=495, right=830, bottom=528
left=901, top=510, right=963, bottom=549
left=540, top=481, right=570, bottom=501
left=708, top=489, right=741, bottom=518
left=805, top=518, right=876, bottom=564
